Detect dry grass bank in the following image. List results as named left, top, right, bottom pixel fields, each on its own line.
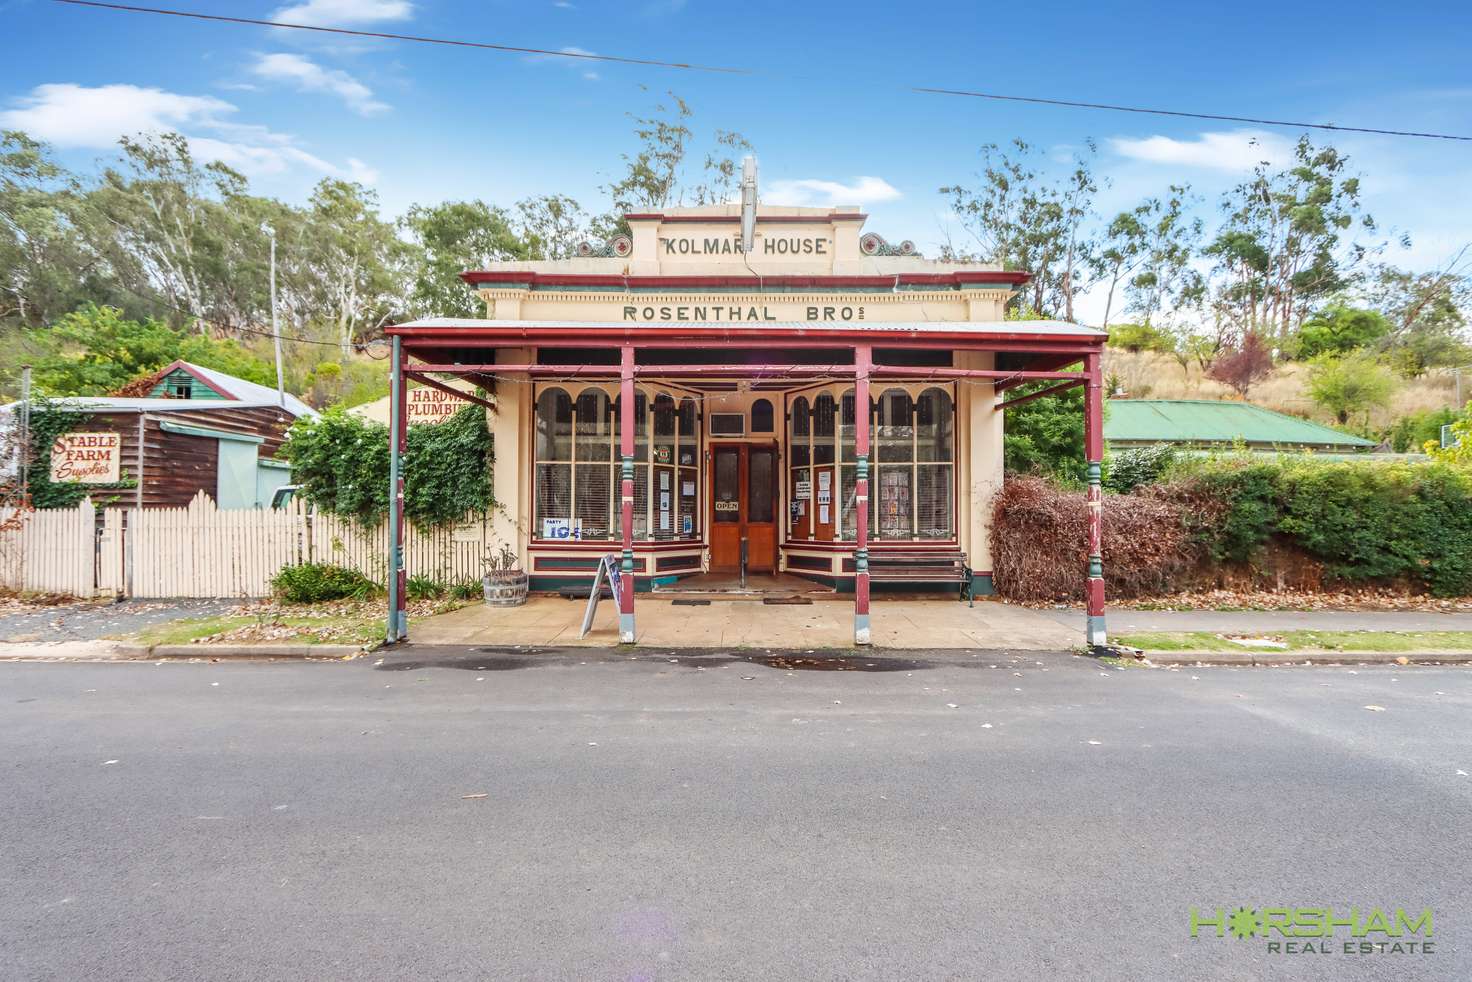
left=1100, top=349, right=1462, bottom=430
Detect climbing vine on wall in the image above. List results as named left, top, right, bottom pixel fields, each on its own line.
left=282, top=402, right=494, bottom=528
left=13, top=401, right=135, bottom=509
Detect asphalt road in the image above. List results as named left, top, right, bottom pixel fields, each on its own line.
left=2, top=648, right=1469, bottom=981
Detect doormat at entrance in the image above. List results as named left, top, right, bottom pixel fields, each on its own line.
left=763, top=595, right=813, bottom=605
left=672, top=599, right=712, bottom=606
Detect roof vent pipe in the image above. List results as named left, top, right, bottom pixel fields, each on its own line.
left=739, top=155, right=758, bottom=255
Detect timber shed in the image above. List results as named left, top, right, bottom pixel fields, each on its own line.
left=7, top=363, right=316, bottom=509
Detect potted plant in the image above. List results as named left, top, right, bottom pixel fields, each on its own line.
left=481, top=542, right=528, bottom=607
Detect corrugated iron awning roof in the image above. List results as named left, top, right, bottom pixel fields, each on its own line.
left=1105, top=399, right=1375, bottom=448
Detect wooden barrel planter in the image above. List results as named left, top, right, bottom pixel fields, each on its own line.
left=482, top=571, right=529, bottom=607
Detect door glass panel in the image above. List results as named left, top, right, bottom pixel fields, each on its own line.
left=749, top=449, right=774, bottom=523
left=677, top=465, right=699, bottom=538
left=714, top=448, right=739, bottom=523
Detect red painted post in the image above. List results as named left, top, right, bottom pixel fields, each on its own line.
left=854, top=344, right=872, bottom=645
left=618, top=345, right=636, bottom=643
left=1083, top=351, right=1107, bottom=650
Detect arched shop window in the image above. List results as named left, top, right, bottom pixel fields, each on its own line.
left=534, top=388, right=575, bottom=538
left=676, top=397, right=699, bottom=537
left=532, top=385, right=700, bottom=543
left=914, top=388, right=954, bottom=539
left=786, top=385, right=955, bottom=544
left=874, top=389, right=915, bottom=539
left=788, top=398, right=811, bottom=539
left=751, top=398, right=774, bottom=433
left=572, top=389, right=613, bottom=539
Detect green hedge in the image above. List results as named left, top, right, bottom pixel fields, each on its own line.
left=1163, top=456, right=1472, bottom=596
left=271, top=563, right=381, bottom=603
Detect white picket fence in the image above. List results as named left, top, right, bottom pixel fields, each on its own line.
left=0, top=491, right=495, bottom=599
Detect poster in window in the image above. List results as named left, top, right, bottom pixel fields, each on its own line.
left=542, top=518, right=582, bottom=540
left=880, top=470, right=910, bottom=535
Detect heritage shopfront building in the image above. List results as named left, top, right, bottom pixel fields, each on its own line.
left=386, top=204, right=1108, bottom=647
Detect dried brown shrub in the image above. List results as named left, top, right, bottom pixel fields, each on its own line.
left=991, top=477, right=1195, bottom=602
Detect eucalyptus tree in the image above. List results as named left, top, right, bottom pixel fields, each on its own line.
left=1203, top=136, right=1377, bottom=345
left=941, top=139, right=1100, bottom=321
left=89, top=132, right=258, bottom=332
left=0, top=130, right=124, bottom=327
left=401, top=199, right=530, bottom=318
left=296, top=179, right=407, bottom=355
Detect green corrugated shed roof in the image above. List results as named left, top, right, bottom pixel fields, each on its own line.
left=1104, top=399, right=1375, bottom=450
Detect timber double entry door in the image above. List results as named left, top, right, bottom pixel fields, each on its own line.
left=709, top=443, right=778, bottom=574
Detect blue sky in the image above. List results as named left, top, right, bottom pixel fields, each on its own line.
left=3, top=0, right=1470, bottom=321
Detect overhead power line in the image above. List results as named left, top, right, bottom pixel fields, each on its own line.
left=911, top=87, right=1472, bottom=143
left=53, top=0, right=750, bottom=74
left=52, top=0, right=1472, bottom=142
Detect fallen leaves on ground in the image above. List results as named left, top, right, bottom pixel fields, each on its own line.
left=187, top=597, right=470, bottom=647
left=1007, top=587, right=1472, bottom=613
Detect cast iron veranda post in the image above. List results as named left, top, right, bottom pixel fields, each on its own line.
left=386, top=335, right=407, bottom=643
left=1084, top=350, right=1107, bottom=649
left=618, top=345, right=636, bottom=643
left=854, top=344, right=872, bottom=645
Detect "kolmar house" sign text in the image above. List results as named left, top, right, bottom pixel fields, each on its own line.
left=660, top=234, right=831, bottom=256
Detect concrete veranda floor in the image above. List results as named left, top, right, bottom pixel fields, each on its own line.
left=407, top=595, right=1081, bottom=650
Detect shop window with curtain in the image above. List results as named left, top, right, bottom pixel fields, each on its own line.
left=874, top=389, right=914, bottom=540
left=787, top=397, right=811, bottom=539
left=837, top=390, right=874, bottom=540
left=533, top=384, right=699, bottom=543
left=801, top=385, right=953, bottom=543
left=676, top=397, right=699, bottom=540
left=914, top=387, right=954, bottom=538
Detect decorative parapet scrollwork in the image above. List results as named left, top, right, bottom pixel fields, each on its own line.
left=576, top=234, right=633, bottom=258
left=859, top=233, right=918, bottom=257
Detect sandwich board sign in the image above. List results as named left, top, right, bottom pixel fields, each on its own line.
left=578, top=554, right=624, bottom=639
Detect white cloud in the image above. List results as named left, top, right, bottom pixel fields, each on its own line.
left=0, top=83, right=235, bottom=148
left=0, top=82, right=377, bottom=183
left=270, top=0, right=413, bottom=27
left=764, top=176, right=902, bottom=207
left=252, top=53, right=388, bottom=115
left=1109, top=129, right=1294, bottom=172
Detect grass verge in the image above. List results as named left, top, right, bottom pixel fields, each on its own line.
left=1115, top=630, right=1472, bottom=653
left=124, top=597, right=470, bottom=648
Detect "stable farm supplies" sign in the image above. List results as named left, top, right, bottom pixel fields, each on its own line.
left=50, top=432, right=121, bottom=483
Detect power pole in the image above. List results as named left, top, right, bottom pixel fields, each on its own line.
left=19, top=365, right=31, bottom=501
left=265, top=224, right=285, bottom=408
